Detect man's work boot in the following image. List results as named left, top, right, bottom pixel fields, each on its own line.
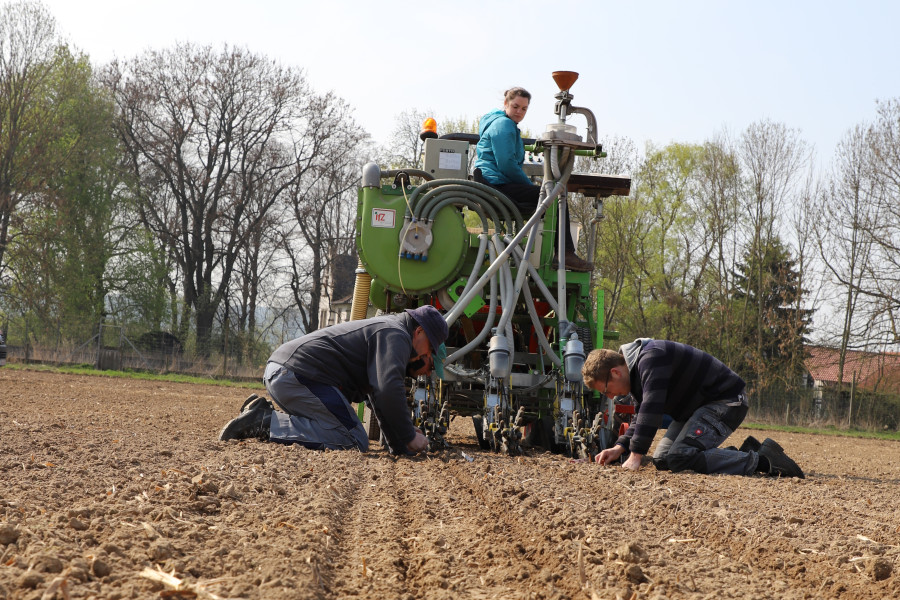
left=552, top=251, right=593, bottom=272
left=218, top=396, right=273, bottom=441
left=240, top=393, right=260, bottom=411
left=739, top=435, right=762, bottom=453
left=726, top=435, right=761, bottom=452
left=759, top=437, right=804, bottom=479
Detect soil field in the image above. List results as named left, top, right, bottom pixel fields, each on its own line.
left=1, top=368, right=899, bottom=600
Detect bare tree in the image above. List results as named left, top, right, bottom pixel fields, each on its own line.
left=785, top=168, right=823, bottom=384
left=738, top=120, right=811, bottom=382
left=862, top=99, right=900, bottom=346
left=105, top=43, right=324, bottom=353
left=282, top=95, right=364, bottom=333
left=226, top=145, right=293, bottom=362
left=814, top=124, right=881, bottom=390
left=696, top=133, right=743, bottom=362
left=382, top=108, right=433, bottom=169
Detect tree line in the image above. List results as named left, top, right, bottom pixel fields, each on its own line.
left=568, top=113, right=900, bottom=399
left=1, top=0, right=366, bottom=363
left=2, top=1, right=899, bottom=397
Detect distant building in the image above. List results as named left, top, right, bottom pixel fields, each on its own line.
left=804, top=345, right=900, bottom=396
left=318, top=254, right=361, bottom=327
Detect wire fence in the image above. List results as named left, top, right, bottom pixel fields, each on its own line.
left=1, top=315, right=264, bottom=382
left=2, top=314, right=898, bottom=432
left=748, top=385, right=900, bottom=432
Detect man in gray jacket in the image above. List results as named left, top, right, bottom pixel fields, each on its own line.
left=218, top=305, right=448, bottom=455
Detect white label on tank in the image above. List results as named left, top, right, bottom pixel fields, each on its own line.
left=372, top=208, right=395, bottom=228
left=439, top=151, right=462, bottom=170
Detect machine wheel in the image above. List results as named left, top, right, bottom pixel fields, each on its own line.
left=472, top=416, right=491, bottom=450
left=534, top=416, right=567, bottom=454
left=362, top=404, right=381, bottom=441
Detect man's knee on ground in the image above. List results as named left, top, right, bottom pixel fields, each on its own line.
left=666, top=441, right=705, bottom=473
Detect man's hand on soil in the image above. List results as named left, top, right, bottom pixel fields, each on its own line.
left=596, top=444, right=625, bottom=465
left=622, top=452, right=643, bottom=471
left=406, top=431, right=428, bottom=453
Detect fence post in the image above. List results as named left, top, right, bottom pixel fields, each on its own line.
left=96, top=323, right=103, bottom=369
left=848, top=372, right=856, bottom=429
left=222, top=315, right=228, bottom=378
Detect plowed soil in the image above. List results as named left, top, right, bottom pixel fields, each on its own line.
left=1, top=368, right=898, bottom=599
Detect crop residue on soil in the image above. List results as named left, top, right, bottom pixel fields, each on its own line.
left=1, top=368, right=899, bottom=599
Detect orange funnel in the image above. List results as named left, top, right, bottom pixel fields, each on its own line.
left=552, top=71, right=579, bottom=91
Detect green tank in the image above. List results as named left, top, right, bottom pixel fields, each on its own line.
left=356, top=185, right=469, bottom=307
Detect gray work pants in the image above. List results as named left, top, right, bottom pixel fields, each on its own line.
left=263, top=362, right=368, bottom=451
left=652, top=395, right=758, bottom=476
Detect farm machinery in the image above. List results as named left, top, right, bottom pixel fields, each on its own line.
left=352, top=72, right=632, bottom=458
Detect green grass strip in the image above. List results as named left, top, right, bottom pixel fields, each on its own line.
left=3, top=362, right=264, bottom=389
left=742, top=421, right=900, bottom=442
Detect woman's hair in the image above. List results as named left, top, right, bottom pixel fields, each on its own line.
left=504, top=87, right=531, bottom=103
left=582, top=349, right=626, bottom=386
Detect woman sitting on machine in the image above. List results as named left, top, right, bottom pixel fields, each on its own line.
left=473, top=86, right=593, bottom=272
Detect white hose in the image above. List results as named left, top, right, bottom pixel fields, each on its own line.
left=550, top=144, right=561, bottom=180
left=444, top=174, right=569, bottom=324
left=444, top=243, right=500, bottom=366
left=495, top=218, right=538, bottom=333
left=443, top=232, right=489, bottom=319
left=497, top=239, right=516, bottom=376
left=507, top=244, right=562, bottom=368
left=503, top=237, right=559, bottom=314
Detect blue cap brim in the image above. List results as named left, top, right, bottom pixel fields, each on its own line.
left=432, top=342, right=446, bottom=379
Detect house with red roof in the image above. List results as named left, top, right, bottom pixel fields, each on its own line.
left=804, top=346, right=900, bottom=395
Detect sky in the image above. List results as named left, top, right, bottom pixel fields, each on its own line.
left=37, top=0, right=900, bottom=169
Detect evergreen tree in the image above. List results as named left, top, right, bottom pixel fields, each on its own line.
left=732, top=236, right=814, bottom=389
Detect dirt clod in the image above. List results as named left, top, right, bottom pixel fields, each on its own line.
left=867, top=557, right=893, bottom=581
left=30, top=554, right=63, bottom=574
left=625, top=563, right=648, bottom=583
left=91, top=557, right=112, bottom=578
left=614, top=542, right=649, bottom=564
left=0, top=525, right=19, bottom=545
left=18, top=571, right=43, bottom=589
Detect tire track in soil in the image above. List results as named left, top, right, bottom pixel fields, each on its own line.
left=321, top=450, right=585, bottom=600
left=439, top=455, right=591, bottom=600
left=399, top=453, right=572, bottom=600
left=433, top=446, right=786, bottom=599
left=320, top=454, right=418, bottom=600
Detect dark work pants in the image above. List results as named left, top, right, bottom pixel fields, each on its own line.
left=488, top=182, right=576, bottom=253
left=652, top=395, right=759, bottom=476
left=263, top=362, right=368, bottom=451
